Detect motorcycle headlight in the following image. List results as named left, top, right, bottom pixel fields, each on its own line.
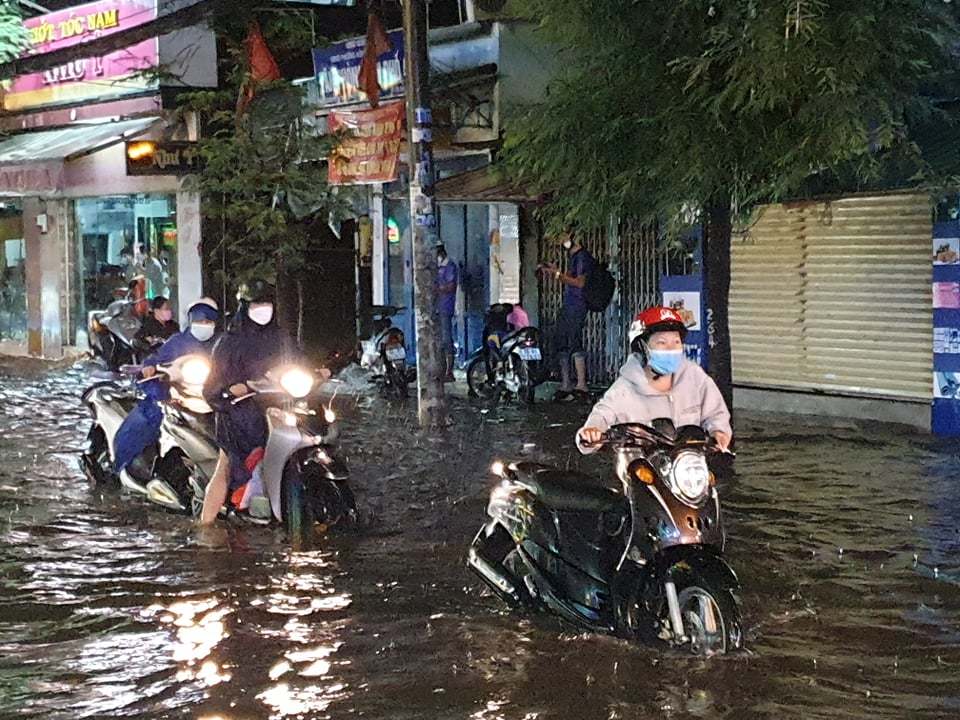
left=671, top=452, right=710, bottom=505
left=280, top=367, right=314, bottom=398
left=181, top=357, right=211, bottom=387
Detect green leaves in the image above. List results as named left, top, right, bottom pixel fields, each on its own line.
left=0, top=2, right=27, bottom=65
left=504, top=0, right=960, bottom=233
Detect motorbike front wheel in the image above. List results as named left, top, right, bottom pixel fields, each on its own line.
left=467, top=356, right=499, bottom=402
left=664, top=570, right=742, bottom=656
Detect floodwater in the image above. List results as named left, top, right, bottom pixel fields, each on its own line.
left=1, top=366, right=960, bottom=719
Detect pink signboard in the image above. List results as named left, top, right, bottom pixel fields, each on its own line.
left=2, top=0, right=159, bottom=113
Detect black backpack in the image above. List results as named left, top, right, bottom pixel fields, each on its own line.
left=584, top=262, right=615, bottom=313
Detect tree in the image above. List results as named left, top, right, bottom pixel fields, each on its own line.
left=177, top=12, right=352, bottom=337
left=503, top=0, right=960, bottom=410
left=0, top=2, right=27, bottom=65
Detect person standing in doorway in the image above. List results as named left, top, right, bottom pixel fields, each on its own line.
left=435, top=243, right=459, bottom=382
left=540, top=231, right=595, bottom=402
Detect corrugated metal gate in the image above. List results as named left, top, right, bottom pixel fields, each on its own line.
left=730, top=192, right=933, bottom=400
left=538, top=219, right=662, bottom=384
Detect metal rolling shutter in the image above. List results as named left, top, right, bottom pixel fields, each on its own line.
left=731, top=192, right=933, bottom=401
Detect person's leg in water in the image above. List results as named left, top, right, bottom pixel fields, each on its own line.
left=200, top=449, right=230, bottom=525
left=552, top=305, right=575, bottom=401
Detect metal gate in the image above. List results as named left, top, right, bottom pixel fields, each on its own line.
left=538, top=218, right=663, bottom=385
left=730, top=192, right=933, bottom=400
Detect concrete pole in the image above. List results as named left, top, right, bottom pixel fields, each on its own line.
left=403, top=0, right=447, bottom=427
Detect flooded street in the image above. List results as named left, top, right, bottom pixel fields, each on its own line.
left=2, top=366, right=960, bottom=719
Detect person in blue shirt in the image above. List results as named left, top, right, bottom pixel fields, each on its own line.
left=112, top=297, right=221, bottom=474
left=435, top=243, right=459, bottom=382
left=539, top=231, right=595, bottom=402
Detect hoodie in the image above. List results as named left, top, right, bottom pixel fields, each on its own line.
left=577, top=355, right=731, bottom=454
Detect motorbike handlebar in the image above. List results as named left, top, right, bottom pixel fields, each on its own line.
left=581, top=423, right=735, bottom=456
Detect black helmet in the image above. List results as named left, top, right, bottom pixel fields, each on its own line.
left=237, top=278, right=276, bottom=304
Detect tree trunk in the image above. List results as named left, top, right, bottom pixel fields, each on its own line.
left=703, top=198, right=734, bottom=418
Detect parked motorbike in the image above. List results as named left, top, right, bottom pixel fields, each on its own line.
left=87, top=279, right=147, bottom=372
left=359, top=305, right=415, bottom=400
left=467, top=303, right=544, bottom=405
left=81, top=354, right=212, bottom=512
left=467, top=420, right=742, bottom=655
left=227, top=365, right=356, bottom=538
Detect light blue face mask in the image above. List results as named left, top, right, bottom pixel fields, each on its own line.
left=648, top=349, right=684, bottom=375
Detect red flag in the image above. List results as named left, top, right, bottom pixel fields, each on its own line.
left=357, top=10, right=392, bottom=108
left=237, top=21, right=282, bottom=116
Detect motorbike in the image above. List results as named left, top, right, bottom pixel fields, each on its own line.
left=359, top=305, right=415, bottom=400
left=87, top=279, right=148, bottom=372
left=81, top=354, right=213, bottom=511
left=467, top=303, right=544, bottom=405
left=226, top=365, right=356, bottom=538
left=467, top=420, right=743, bottom=655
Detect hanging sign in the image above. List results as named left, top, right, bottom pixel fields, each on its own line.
left=312, top=30, right=405, bottom=107
left=2, top=0, right=159, bottom=113
left=328, top=101, right=404, bottom=185
left=125, top=140, right=203, bottom=176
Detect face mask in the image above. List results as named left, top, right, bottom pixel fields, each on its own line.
left=647, top=349, right=684, bottom=376
left=248, top=305, right=273, bottom=325
left=190, top=323, right=215, bottom=342
left=562, top=239, right=573, bottom=251
left=155, top=308, right=173, bottom=323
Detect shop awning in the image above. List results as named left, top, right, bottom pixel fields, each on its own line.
left=0, top=117, right=160, bottom=195
left=0, top=117, right=160, bottom=165
left=434, top=165, right=543, bottom=204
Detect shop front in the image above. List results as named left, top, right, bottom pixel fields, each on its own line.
left=0, top=0, right=215, bottom=358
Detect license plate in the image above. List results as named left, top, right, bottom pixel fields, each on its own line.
left=386, top=346, right=406, bottom=361
left=517, top=347, right=541, bottom=361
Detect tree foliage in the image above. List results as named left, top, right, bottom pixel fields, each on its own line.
left=0, top=1, right=27, bottom=65
left=176, top=11, right=352, bottom=294
left=503, top=0, right=960, bottom=232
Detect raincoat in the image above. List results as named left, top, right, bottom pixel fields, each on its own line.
left=112, top=330, right=217, bottom=473
left=577, top=355, right=731, bottom=454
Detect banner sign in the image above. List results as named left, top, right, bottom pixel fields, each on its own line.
left=312, top=30, right=404, bottom=107
left=125, top=140, right=203, bottom=176
left=328, top=102, right=404, bottom=185
left=2, top=0, right=159, bottom=113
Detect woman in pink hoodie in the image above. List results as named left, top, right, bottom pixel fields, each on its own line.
left=577, top=306, right=732, bottom=453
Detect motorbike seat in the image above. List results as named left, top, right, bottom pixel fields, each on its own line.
left=512, top=462, right=622, bottom=513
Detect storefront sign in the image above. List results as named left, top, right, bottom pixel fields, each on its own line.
left=328, top=102, right=403, bottom=185
left=125, top=140, right=203, bottom=176
left=312, top=30, right=404, bottom=107
left=2, top=0, right=159, bottom=113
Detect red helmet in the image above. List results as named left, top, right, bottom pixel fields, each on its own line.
left=628, top=306, right=688, bottom=353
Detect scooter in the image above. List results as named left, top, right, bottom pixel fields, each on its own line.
left=359, top=305, right=415, bottom=400
left=467, top=420, right=743, bottom=655
left=81, top=355, right=213, bottom=512
left=88, top=279, right=148, bottom=372
left=467, top=303, right=544, bottom=405
left=227, top=365, right=355, bottom=538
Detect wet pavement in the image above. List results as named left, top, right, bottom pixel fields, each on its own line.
left=2, top=365, right=960, bottom=719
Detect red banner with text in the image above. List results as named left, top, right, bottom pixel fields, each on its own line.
left=327, top=101, right=404, bottom=185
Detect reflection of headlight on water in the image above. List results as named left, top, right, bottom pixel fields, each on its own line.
left=181, top=357, right=211, bottom=386
left=671, top=452, right=710, bottom=505
left=280, top=367, right=314, bottom=398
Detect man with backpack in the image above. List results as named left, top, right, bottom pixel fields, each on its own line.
left=539, top=231, right=596, bottom=402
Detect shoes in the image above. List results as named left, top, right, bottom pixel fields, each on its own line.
left=573, top=389, right=591, bottom=403
left=552, top=389, right=576, bottom=402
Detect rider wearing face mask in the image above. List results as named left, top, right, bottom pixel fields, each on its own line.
left=576, top=306, right=732, bottom=454
left=200, top=279, right=304, bottom=524
left=112, top=298, right=221, bottom=474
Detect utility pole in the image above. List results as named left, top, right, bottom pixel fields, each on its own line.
left=403, top=0, right=447, bottom=427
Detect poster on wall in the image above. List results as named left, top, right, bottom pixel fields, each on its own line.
left=2, top=0, right=159, bottom=113
left=934, top=372, right=960, bottom=399
left=934, top=282, right=960, bottom=309
left=934, top=327, right=960, bottom=354
left=662, top=290, right=702, bottom=331
left=328, top=102, right=404, bottom=185
left=934, top=237, right=960, bottom=265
